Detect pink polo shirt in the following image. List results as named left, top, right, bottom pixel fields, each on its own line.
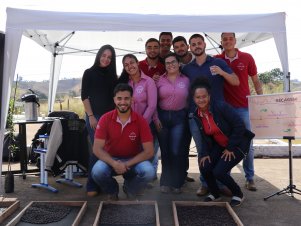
left=156, top=73, right=189, bottom=111
left=128, top=71, right=157, bottom=124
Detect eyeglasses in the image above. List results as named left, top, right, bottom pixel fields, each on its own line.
left=165, top=60, right=178, bottom=66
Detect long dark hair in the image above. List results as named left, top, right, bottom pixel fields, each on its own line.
left=118, top=54, right=139, bottom=84
left=92, top=44, right=117, bottom=81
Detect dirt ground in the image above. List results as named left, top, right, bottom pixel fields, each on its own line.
left=1, top=157, right=301, bottom=226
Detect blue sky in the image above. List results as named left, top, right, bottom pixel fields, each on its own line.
left=1, top=0, right=300, bottom=81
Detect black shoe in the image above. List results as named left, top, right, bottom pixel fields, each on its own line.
left=230, top=193, right=244, bottom=207
left=185, top=176, right=195, bottom=182
left=203, top=194, right=221, bottom=202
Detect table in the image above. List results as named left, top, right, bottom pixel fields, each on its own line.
left=13, top=118, right=55, bottom=179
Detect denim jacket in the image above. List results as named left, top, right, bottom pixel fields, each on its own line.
left=191, top=101, right=254, bottom=158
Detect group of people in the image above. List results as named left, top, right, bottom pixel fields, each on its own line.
left=81, top=32, right=262, bottom=207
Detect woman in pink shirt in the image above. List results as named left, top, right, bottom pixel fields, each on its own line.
left=118, top=54, right=157, bottom=124
left=155, top=53, right=190, bottom=194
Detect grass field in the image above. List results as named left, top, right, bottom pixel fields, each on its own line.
left=39, top=97, right=85, bottom=118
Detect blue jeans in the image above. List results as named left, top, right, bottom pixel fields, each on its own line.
left=91, top=158, right=155, bottom=195
left=233, top=107, right=254, bottom=181
left=150, top=122, right=160, bottom=177
left=189, top=115, right=224, bottom=188
left=157, top=109, right=188, bottom=189
left=85, top=114, right=101, bottom=192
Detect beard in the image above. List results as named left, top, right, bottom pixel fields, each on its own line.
left=116, top=105, right=131, bottom=114
left=176, top=50, right=188, bottom=58
left=192, top=48, right=205, bottom=57
left=147, top=53, right=159, bottom=60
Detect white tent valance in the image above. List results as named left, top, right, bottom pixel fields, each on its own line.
left=1, top=7, right=289, bottom=179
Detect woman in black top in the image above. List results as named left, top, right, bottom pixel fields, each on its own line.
left=81, top=44, right=117, bottom=196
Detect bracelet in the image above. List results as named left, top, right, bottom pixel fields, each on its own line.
left=88, top=114, right=94, bottom=117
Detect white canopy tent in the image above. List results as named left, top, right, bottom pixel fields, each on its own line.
left=1, top=7, right=289, bottom=179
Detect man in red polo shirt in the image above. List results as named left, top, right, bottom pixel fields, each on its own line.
left=139, top=38, right=165, bottom=81
left=139, top=38, right=164, bottom=183
left=91, top=83, right=155, bottom=200
left=215, top=32, right=263, bottom=191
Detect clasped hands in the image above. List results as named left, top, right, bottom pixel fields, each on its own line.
left=112, top=160, right=130, bottom=175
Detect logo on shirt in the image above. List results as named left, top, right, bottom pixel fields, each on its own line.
left=129, top=132, right=137, bottom=141
left=136, top=85, right=144, bottom=94
left=237, top=62, right=245, bottom=71
left=177, top=81, right=186, bottom=89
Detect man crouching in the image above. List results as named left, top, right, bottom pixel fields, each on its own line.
left=91, top=83, right=155, bottom=200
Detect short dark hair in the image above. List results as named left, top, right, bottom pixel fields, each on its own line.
left=188, top=34, right=205, bottom=44
left=190, top=77, right=211, bottom=97
left=159, top=32, right=173, bottom=40
left=164, top=52, right=180, bottom=65
left=172, top=36, right=188, bottom=46
left=221, top=32, right=236, bottom=38
left=114, top=83, right=133, bottom=97
left=145, top=38, right=160, bottom=47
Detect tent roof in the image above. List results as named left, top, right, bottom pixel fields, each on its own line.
left=7, top=8, right=286, bottom=57
left=6, top=8, right=286, bottom=32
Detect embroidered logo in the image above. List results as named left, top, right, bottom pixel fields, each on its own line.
left=136, top=85, right=144, bottom=94
left=129, top=132, right=137, bottom=141
left=177, top=81, right=185, bottom=89
left=237, top=62, right=245, bottom=71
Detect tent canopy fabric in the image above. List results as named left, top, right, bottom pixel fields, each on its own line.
left=1, top=7, right=289, bottom=178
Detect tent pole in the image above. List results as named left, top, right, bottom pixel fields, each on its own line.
left=286, top=72, right=291, bottom=92
left=49, top=43, right=58, bottom=114
left=204, top=33, right=222, bottom=54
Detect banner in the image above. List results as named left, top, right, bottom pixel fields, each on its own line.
left=248, top=92, right=301, bottom=139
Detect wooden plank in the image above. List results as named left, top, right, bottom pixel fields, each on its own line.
left=172, top=201, right=180, bottom=226
left=94, top=200, right=160, bottom=226
left=0, top=200, right=20, bottom=224
left=6, top=201, right=87, bottom=226
left=173, top=201, right=243, bottom=226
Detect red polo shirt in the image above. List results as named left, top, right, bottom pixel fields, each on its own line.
left=215, top=49, right=257, bottom=108
left=198, top=109, right=229, bottom=148
left=139, top=58, right=166, bottom=78
left=95, top=109, right=153, bottom=158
